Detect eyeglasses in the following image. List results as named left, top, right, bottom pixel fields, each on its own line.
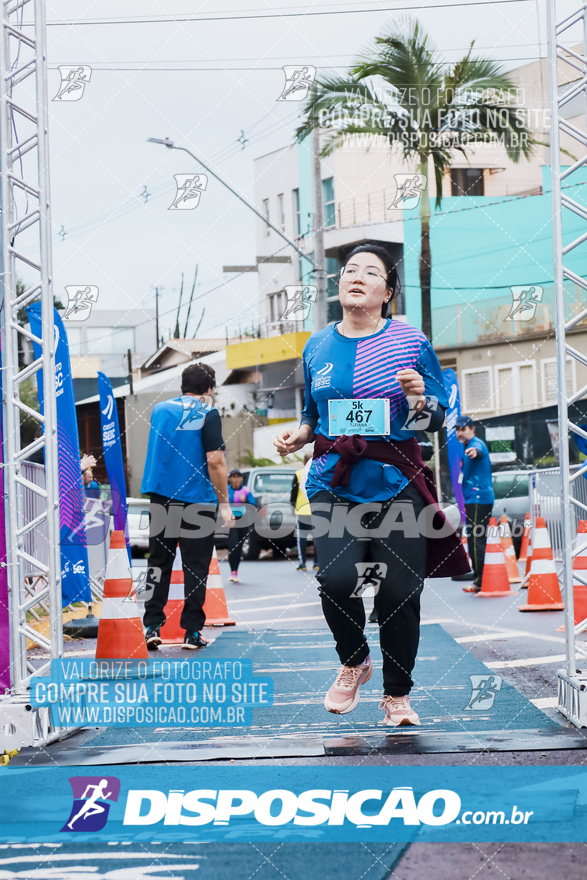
left=341, top=266, right=387, bottom=284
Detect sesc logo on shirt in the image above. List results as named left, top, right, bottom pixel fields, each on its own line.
left=314, top=362, right=333, bottom=390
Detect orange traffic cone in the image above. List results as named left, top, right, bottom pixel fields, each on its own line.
left=477, top=518, right=514, bottom=596
left=519, top=513, right=531, bottom=563
left=203, top=548, right=236, bottom=626
left=556, top=520, right=587, bottom=630
left=159, top=547, right=187, bottom=645
left=500, top=515, right=522, bottom=584
left=519, top=517, right=564, bottom=612
left=96, top=530, right=148, bottom=659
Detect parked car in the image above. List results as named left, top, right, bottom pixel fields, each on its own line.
left=127, top=497, right=151, bottom=557
left=215, top=465, right=300, bottom=559
left=491, top=469, right=530, bottom=553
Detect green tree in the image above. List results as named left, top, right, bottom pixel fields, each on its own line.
left=296, top=18, right=534, bottom=340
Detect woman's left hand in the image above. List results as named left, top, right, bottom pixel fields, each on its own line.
left=396, top=368, right=426, bottom=411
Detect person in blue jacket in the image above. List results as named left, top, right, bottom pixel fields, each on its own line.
left=455, top=415, right=495, bottom=592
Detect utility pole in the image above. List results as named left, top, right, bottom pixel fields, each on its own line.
left=155, top=286, right=159, bottom=349
left=127, top=349, right=134, bottom=396
left=312, top=122, right=328, bottom=331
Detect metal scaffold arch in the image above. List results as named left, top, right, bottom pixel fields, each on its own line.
left=547, top=0, right=587, bottom=726
left=0, top=0, right=62, bottom=746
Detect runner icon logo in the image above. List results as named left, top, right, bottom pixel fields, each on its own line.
left=63, top=285, right=99, bottom=321
left=175, top=397, right=211, bottom=431
left=61, top=776, right=121, bottom=832
left=277, top=66, right=316, bottom=101
left=401, top=395, right=438, bottom=431
left=280, top=285, right=317, bottom=322
left=53, top=65, right=92, bottom=101
left=506, top=285, right=544, bottom=321
left=465, top=674, right=503, bottom=711
left=169, top=174, right=208, bottom=210
left=390, top=173, right=427, bottom=210
left=350, top=562, right=388, bottom=597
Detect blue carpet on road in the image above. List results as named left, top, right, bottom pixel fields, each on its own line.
left=0, top=842, right=409, bottom=880
left=87, top=624, right=552, bottom=747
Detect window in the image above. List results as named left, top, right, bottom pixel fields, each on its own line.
left=86, top=326, right=135, bottom=355
left=326, top=256, right=339, bottom=301
left=494, top=361, right=536, bottom=413
left=292, top=188, right=301, bottom=235
left=65, top=326, right=83, bottom=353
left=492, top=473, right=529, bottom=500
left=462, top=367, right=493, bottom=411
left=323, top=177, right=335, bottom=227
left=540, top=357, right=575, bottom=402
left=277, top=193, right=285, bottom=231
left=262, top=198, right=270, bottom=236
left=253, top=471, right=295, bottom=495
left=450, top=168, right=484, bottom=196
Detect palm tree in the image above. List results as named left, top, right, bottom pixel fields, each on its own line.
left=296, top=19, right=534, bottom=340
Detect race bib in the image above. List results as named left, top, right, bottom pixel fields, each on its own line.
left=328, top=398, right=390, bottom=437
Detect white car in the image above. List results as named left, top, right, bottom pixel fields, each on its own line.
left=127, top=497, right=150, bottom=556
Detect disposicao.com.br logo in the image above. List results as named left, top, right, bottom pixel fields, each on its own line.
left=61, top=776, right=121, bottom=832
left=120, top=786, right=533, bottom=828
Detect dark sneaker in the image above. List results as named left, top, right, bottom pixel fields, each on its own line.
left=368, top=607, right=379, bottom=623
left=297, top=563, right=307, bottom=571
left=182, top=631, right=209, bottom=650
left=146, top=626, right=161, bottom=651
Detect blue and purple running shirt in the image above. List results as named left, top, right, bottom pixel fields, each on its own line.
left=301, top=318, right=448, bottom=503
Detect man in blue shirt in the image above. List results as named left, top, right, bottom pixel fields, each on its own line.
left=456, top=415, right=495, bottom=592
left=141, top=362, right=233, bottom=650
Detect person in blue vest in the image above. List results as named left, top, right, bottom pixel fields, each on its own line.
left=455, top=415, right=495, bottom=593
left=141, top=362, right=233, bottom=650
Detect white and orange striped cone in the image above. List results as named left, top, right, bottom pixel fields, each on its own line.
left=519, top=513, right=531, bottom=564
left=203, top=548, right=236, bottom=626
left=519, top=516, right=564, bottom=612
left=556, top=520, right=587, bottom=631
left=159, top=546, right=187, bottom=645
left=96, top=530, right=148, bottom=659
left=477, top=518, right=514, bottom=596
left=522, top=523, right=533, bottom=587
left=499, top=515, right=522, bottom=584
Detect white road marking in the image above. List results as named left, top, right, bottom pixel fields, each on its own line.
left=233, top=602, right=321, bottom=614
left=227, top=593, right=301, bottom=605
left=421, top=619, right=456, bottom=625
left=236, top=615, right=325, bottom=626
left=486, top=655, right=567, bottom=669
left=455, top=631, right=529, bottom=643
left=531, top=696, right=558, bottom=708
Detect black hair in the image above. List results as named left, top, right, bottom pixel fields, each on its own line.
left=339, top=243, right=401, bottom=317
left=181, top=362, right=216, bottom=395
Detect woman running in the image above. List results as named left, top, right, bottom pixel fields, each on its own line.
left=274, top=243, right=468, bottom=727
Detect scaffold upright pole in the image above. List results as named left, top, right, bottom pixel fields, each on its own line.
left=547, top=0, right=587, bottom=727
left=0, top=0, right=61, bottom=730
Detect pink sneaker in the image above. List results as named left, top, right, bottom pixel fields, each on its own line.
left=229, top=572, right=240, bottom=583
left=379, top=695, right=421, bottom=727
left=324, top=656, right=372, bottom=714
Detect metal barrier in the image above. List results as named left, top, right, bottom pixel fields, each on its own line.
left=529, top=465, right=587, bottom=562
left=21, top=462, right=49, bottom=578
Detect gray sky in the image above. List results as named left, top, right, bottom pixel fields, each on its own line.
left=37, top=0, right=575, bottom=342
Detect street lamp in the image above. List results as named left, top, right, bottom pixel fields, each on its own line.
left=147, top=137, right=318, bottom=271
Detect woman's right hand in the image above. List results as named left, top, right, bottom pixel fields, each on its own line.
left=274, top=424, right=314, bottom=456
